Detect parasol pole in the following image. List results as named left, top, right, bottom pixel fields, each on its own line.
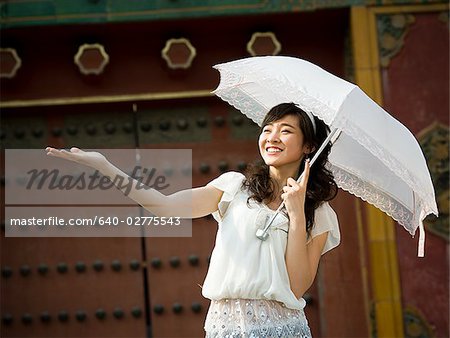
left=256, top=127, right=342, bottom=240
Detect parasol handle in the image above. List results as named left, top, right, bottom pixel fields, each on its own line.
left=256, top=127, right=341, bottom=241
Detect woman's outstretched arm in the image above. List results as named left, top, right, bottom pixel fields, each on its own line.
left=45, top=147, right=223, bottom=219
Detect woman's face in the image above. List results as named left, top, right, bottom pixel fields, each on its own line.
left=258, top=114, right=308, bottom=168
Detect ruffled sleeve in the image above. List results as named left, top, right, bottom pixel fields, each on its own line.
left=308, top=202, right=340, bottom=255
left=206, top=171, right=245, bottom=223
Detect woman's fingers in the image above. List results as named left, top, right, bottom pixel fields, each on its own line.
left=300, top=159, right=310, bottom=185
left=284, top=159, right=310, bottom=191
left=45, top=147, right=82, bottom=162
left=45, top=146, right=107, bottom=170
left=45, top=147, right=62, bottom=157
left=281, top=160, right=311, bottom=214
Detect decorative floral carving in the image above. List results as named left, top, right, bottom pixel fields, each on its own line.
left=418, top=122, right=449, bottom=241
left=377, top=14, right=415, bottom=68
left=404, top=305, right=435, bottom=338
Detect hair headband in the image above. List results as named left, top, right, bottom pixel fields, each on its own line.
left=291, top=103, right=316, bottom=134
left=303, top=110, right=317, bottom=134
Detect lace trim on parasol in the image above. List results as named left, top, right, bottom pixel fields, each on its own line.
left=213, top=85, right=267, bottom=126
left=213, top=67, right=245, bottom=90
left=343, top=119, right=437, bottom=216
left=213, top=67, right=345, bottom=128
left=331, top=164, right=426, bottom=236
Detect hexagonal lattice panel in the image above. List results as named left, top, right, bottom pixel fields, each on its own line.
left=74, top=43, right=110, bottom=75
left=0, top=48, right=22, bottom=79
left=247, top=32, right=282, bottom=56
left=161, top=38, right=196, bottom=70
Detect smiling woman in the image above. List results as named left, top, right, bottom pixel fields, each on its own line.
left=45, top=103, right=340, bottom=338
left=202, top=103, right=340, bottom=337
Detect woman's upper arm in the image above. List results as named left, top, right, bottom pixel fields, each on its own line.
left=191, top=185, right=224, bottom=218
left=166, top=185, right=224, bottom=219
left=306, top=232, right=328, bottom=284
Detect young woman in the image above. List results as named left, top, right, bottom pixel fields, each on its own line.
left=45, top=102, right=340, bottom=337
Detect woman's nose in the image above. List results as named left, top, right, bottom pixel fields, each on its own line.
left=266, top=130, right=280, bottom=142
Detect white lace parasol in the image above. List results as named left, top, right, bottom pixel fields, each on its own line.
left=212, top=56, right=438, bottom=257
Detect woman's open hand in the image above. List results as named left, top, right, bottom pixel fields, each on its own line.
left=281, top=159, right=310, bottom=220
left=45, top=147, right=108, bottom=170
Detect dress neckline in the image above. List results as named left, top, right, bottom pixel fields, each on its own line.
left=241, top=185, right=282, bottom=213
left=261, top=199, right=283, bottom=213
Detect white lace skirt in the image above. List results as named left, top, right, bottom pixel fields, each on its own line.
left=204, top=298, right=312, bottom=338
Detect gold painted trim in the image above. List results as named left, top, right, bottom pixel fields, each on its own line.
left=354, top=199, right=372, bottom=338
left=0, top=90, right=214, bottom=108
left=74, top=43, right=110, bottom=75
left=370, top=3, right=448, bottom=14
left=0, top=48, right=22, bottom=79
left=246, top=32, right=282, bottom=56
left=161, top=38, right=197, bottom=69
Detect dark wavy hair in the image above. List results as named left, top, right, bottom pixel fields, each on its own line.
left=242, top=102, right=338, bottom=236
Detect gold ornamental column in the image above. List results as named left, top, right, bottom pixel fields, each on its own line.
left=350, top=6, right=404, bottom=338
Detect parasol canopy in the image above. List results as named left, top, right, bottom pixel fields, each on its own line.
left=212, top=56, right=438, bottom=257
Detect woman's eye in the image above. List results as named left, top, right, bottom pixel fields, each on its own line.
left=282, top=130, right=290, bottom=133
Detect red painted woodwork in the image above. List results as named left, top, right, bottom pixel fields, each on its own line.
left=382, top=11, right=449, bottom=338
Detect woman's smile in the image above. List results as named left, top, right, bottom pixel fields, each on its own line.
left=266, top=146, right=284, bottom=155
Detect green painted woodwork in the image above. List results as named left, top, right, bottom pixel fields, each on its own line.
left=229, top=108, right=260, bottom=140
left=0, top=116, right=48, bottom=149
left=63, top=112, right=135, bottom=148
left=0, top=107, right=212, bottom=149
left=0, top=0, right=447, bottom=29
